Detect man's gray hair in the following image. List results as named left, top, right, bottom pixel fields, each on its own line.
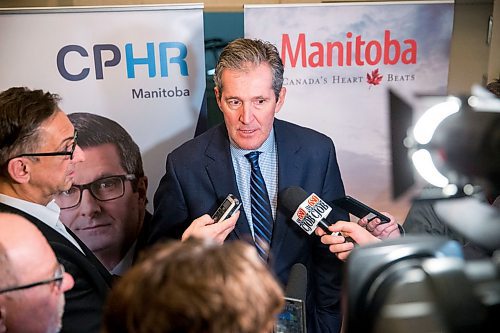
left=214, top=38, right=284, bottom=101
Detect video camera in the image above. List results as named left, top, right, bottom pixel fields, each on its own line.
left=344, top=87, right=500, bottom=333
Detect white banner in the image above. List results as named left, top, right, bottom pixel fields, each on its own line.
left=245, top=1, right=454, bottom=221
left=0, top=4, right=206, bottom=208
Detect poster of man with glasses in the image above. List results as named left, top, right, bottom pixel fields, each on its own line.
left=56, top=112, right=150, bottom=276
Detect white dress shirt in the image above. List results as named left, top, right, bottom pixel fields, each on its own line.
left=0, top=193, right=84, bottom=254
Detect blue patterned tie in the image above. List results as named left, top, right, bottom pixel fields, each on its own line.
left=245, top=151, right=273, bottom=260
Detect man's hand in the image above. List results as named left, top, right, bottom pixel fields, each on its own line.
left=357, top=212, right=401, bottom=240
left=181, top=211, right=239, bottom=244
left=315, top=221, right=379, bottom=261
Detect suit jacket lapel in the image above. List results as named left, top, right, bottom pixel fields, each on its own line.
left=204, top=125, right=252, bottom=239
left=271, top=120, right=304, bottom=258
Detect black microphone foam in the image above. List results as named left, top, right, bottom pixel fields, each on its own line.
left=285, top=263, right=308, bottom=302
left=280, top=186, right=309, bottom=215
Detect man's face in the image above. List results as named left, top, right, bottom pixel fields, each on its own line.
left=25, top=110, right=85, bottom=201
left=215, top=63, right=286, bottom=150
left=5, top=265, right=69, bottom=333
left=58, top=144, right=146, bottom=261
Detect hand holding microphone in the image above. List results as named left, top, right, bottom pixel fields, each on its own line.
left=280, top=186, right=403, bottom=260
left=280, top=186, right=356, bottom=244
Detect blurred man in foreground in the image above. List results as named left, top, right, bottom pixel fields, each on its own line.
left=0, top=212, right=74, bottom=333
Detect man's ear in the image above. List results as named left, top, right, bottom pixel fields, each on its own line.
left=137, top=176, right=148, bottom=202
left=6, top=158, right=30, bottom=184
left=0, top=305, right=7, bottom=333
left=274, top=87, right=287, bottom=116
left=214, top=87, right=222, bottom=110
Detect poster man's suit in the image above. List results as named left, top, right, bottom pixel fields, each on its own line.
left=148, top=119, right=348, bottom=333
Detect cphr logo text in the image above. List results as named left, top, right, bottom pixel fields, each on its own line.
left=56, top=42, right=189, bottom=81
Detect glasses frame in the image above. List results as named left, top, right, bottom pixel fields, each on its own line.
left=13, top=130, right=78, bottom=160
left=58, top=174, right=137, bottom=210
left=0, top=263, right=65, bottom=294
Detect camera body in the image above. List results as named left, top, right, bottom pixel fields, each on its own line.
left=345, top=236, right=500, bottom=333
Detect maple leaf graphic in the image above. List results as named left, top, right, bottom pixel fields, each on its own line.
left=367, top=68, right=383, bottom=87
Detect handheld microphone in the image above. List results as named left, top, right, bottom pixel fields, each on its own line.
left=285, top=263, right=308, bottom=302
left=280, top=186, right=337, bottom=235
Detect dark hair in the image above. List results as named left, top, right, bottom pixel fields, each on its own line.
left=67, top=113, right=144, bottom=181
left=214, top=38, right=284, bottom=101
left=486, top=77, right=500, bottom=98
left=103, top=238, right=284, bottom=333
left=0, top=87, right=60, bottom=166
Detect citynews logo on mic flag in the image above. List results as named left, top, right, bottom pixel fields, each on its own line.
left=292, top=193, right=332, bottom=234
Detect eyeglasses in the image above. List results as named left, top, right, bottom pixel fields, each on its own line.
left=0, top=263, right=65, bottom=294
left=13, top=130, right=78, bottom=160
left=55, top=174, right=137, bottom=210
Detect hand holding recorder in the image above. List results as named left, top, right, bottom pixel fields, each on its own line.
left=181, top=194, right=241, bottom=244
left=315, top=222, right=380, bottom=261
left=357, top=212, right=401, bottom=239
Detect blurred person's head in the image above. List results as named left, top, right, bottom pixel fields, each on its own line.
left=486, top=77, right=500, bottom=97
left=0, top=87, right=84, bottom=205
left=0, top=213, right=74, bottom=333
left=213, top=38, right=286, bottom=150
left=56, top=113, right=147, bottom=271
left=102, top=238, right=284, bottom=333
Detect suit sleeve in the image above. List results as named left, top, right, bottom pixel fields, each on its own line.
left=311, top=138, right=348, bottom=333
left=147, top=153, right=190, bottom=243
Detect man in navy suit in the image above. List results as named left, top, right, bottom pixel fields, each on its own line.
left=148, top=38, right=347, bottom=332
left=0, top=87, right=113, bottom=333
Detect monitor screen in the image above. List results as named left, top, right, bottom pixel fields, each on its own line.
left=275, top=297, right=306, bottom=333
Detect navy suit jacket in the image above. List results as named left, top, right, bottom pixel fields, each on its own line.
left=0, top=202, right=112, bottom=333
left=148, top=119, right=348, bottom=332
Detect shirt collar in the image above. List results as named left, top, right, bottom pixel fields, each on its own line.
left=0, top=194, right=60, bottom=227
left=110, top=241, right=137, bottom=276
